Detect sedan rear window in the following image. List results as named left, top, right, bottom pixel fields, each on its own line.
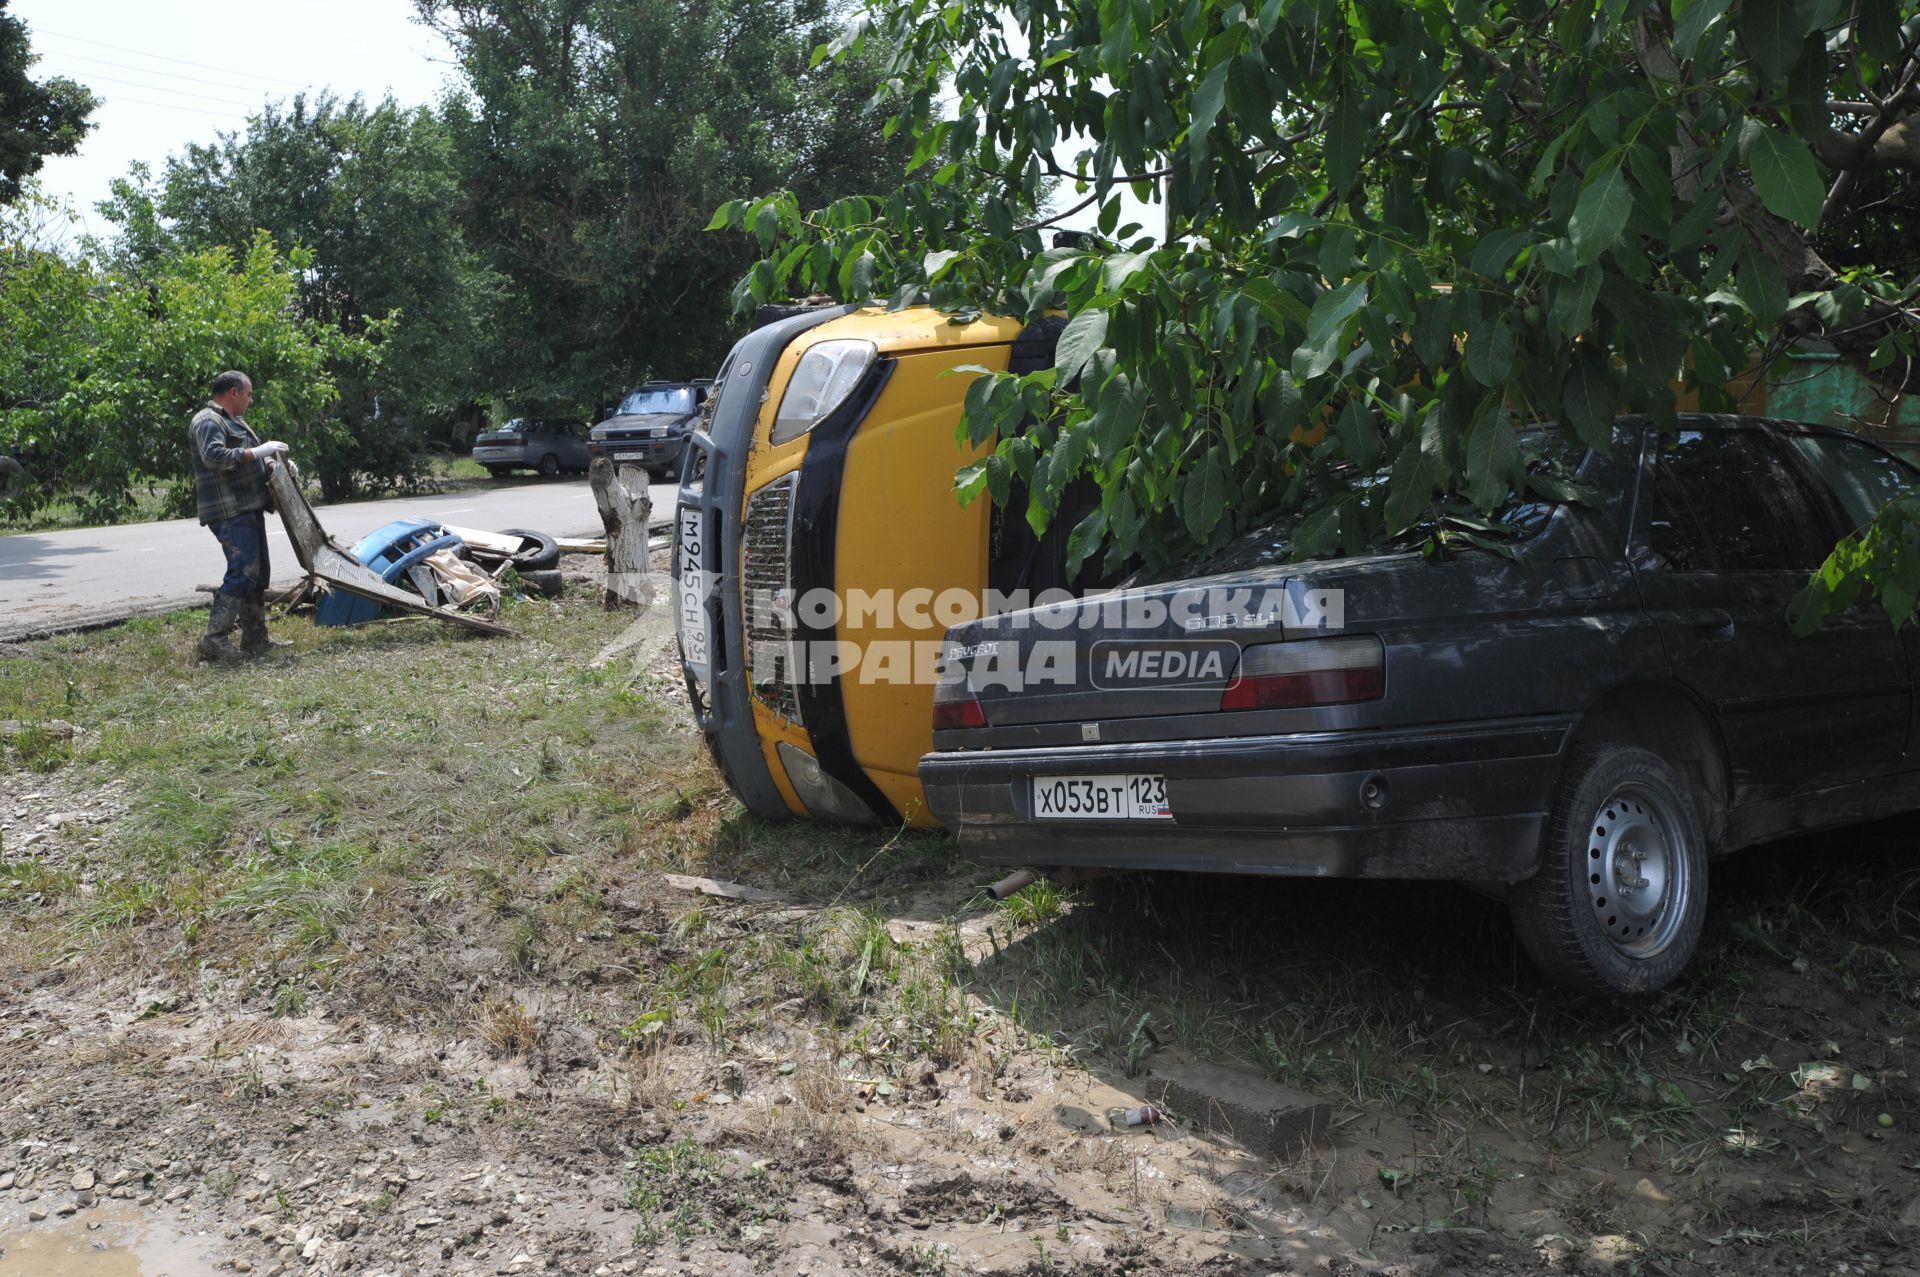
left=1133, top=427, right=1592, bottom=584
left=1786, top=433, right=1917, bottom=532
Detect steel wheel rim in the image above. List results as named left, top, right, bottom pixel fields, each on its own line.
left=1584, top=782, right=1690, bottom=959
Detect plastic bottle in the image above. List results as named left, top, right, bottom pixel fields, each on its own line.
left=1105, top=1104, right=1161, bottom=1128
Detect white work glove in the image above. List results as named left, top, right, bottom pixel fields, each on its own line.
left=253, top=441, right=290, bottom=460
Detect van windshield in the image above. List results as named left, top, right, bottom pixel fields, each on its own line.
left=617, top=387, right=695, bottom=416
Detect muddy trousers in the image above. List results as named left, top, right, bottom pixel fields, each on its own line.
left=210, top=511, right=270, bottom=595
left=201, top=512, right=272, bottom=662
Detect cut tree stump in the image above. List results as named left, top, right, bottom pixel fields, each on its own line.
left=589, top=458, right=654, bottom=609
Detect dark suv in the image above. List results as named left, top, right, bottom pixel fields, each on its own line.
left=921, top=416, right=1919, bottom=993
left=589, top=382, right=713, bottom=480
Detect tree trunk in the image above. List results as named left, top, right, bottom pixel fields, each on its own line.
left=589, top=458, right=653, bottom=609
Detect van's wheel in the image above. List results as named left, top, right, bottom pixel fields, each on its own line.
left=1509, top=744, right=1706, bottom=994
left=537, top=453, right=561, bottom=478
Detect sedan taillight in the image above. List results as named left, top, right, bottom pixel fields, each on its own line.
left=1220, top=636, right=1385, bottom=711
left=932, top=696, right=986, bottom=730
left=932, top=664, right=987, bottom=729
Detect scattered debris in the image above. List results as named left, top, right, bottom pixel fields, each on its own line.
left=660, top=873, right=796, bottom=905
left=269, top=465, right=515, bottom=637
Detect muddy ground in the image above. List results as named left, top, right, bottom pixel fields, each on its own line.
left=1, top=567, right=1917, bottom=1277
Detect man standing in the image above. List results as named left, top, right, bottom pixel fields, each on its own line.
left=189, top=370, right=291, bottom=662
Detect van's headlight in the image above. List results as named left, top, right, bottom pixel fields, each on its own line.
left=770, top=339, right=876, bottom=444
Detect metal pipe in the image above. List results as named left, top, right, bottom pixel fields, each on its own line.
left=986, top=868, right=1039, bottom=900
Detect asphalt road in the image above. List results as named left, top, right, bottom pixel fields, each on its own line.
left=0, top=475, right=674, bottom=640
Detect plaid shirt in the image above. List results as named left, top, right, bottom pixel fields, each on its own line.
left=188, top=403, right=270, bottom=526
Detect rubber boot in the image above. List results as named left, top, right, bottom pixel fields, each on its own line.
left=197, top=592, right=244, bottom=663
left=238, top=592, right=292, bottom=656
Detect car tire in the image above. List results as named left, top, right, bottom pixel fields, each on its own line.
left=1509, top=743, right=1707, bottom=994
left=537, top=453, right=561, bottom=478
left=499, top=528, right=560, bottom=572
left=519, top=568, right=563, bottom=597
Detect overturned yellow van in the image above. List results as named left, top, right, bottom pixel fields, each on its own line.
left=674, top=304, right=1092, bottom=826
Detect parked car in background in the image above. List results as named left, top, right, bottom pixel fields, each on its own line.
left=921, top=415, right=1920, bottom=994
left=472, top=418, right=591, bottom=478
left=589, top=381, right=713, bottom=480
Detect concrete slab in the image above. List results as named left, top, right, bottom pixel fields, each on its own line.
left=1143, top=1053, right=1331, bottom=1160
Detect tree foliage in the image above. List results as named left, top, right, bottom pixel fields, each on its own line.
left=417, top=0, right=914, bottom=406
left=0, top=192, right=374, bottom=524
left=93, top=95, right=504, bottom=499
left=0, top=1, right=96, bottom=204
left=723, top=0, right=1920, bottom=612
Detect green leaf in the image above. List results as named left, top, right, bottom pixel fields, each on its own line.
left=1465, top=319, right=1517, bottom=386
left=1466, top=414, right=1520, bottom=510
left=703, top=201, right=738, bottom=232
left=1561, top=354, right=1618, bottom=451
left=1858, top=0, right=1902, bottom=66
left=1384, top=446, right=1444, bottom=535
left=1294, top=501, right=1342, bottom=557
left=1570, top=158, right=1633, bottom=264
left=1260, top=370, right=1304, bottom=436
left=954, top=458, right=990, bottom=505
left=1469, top=229, right=1529, bottom=281
left=1326, top=94, right=1369, bottom=193
left=1054, top=308, right=1110, bottom=384
left=1335, top=397, right=1380, bottom=468
left=1306, top=279, right=1370, bottom=347
left=1189, top=60, right=1230, bottom=176
left=1065, top=506, right=1107, bottom=574
left=1740, top=0, right=1814, bottom=80
left=1737, top=243, right=1789, bottom=329
left=1746, top=125, right=1827, bottom=228
left=1672, top=0, right=1731, bottom=60
left=1181, top=447, right=1232, bottom=540
left=1293, top=282, right=1370, bottom=382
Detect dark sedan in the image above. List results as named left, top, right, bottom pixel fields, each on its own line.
left=588, top=382, right=713, bottom=480
left=920, top=415, right=1919, bottom=993
left=472, top=418, right=591, bottom=477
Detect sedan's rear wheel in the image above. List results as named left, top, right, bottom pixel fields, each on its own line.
left=537, top=453, right=561, bottom=478
left=1509, top=744, right=1706, bottom=994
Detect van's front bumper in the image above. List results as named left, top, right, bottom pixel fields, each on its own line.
left=674, top=305, right=854, bottom=822
left=918, top=717, right=1573, bottom=880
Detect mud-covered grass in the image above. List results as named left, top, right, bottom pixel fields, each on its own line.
left=2, top=590, right=1918, bottom=1274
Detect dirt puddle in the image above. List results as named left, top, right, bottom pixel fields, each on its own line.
left=0, top=1204, right=221, bottom=1277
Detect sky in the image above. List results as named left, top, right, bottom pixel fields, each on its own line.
left=12, top=0, right=458, bottom=239
left=13, top=0, right=1148, bottom=245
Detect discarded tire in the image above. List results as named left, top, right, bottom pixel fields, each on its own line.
left=519, top=569, right=564, bottom=597
left=498, top=528, right=560, bottom=571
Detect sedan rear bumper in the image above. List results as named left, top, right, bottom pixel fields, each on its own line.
left=918, top=716, right=1574, bottom=881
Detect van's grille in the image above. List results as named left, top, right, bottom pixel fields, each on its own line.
left=742, top=475, right=801, bottom=723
